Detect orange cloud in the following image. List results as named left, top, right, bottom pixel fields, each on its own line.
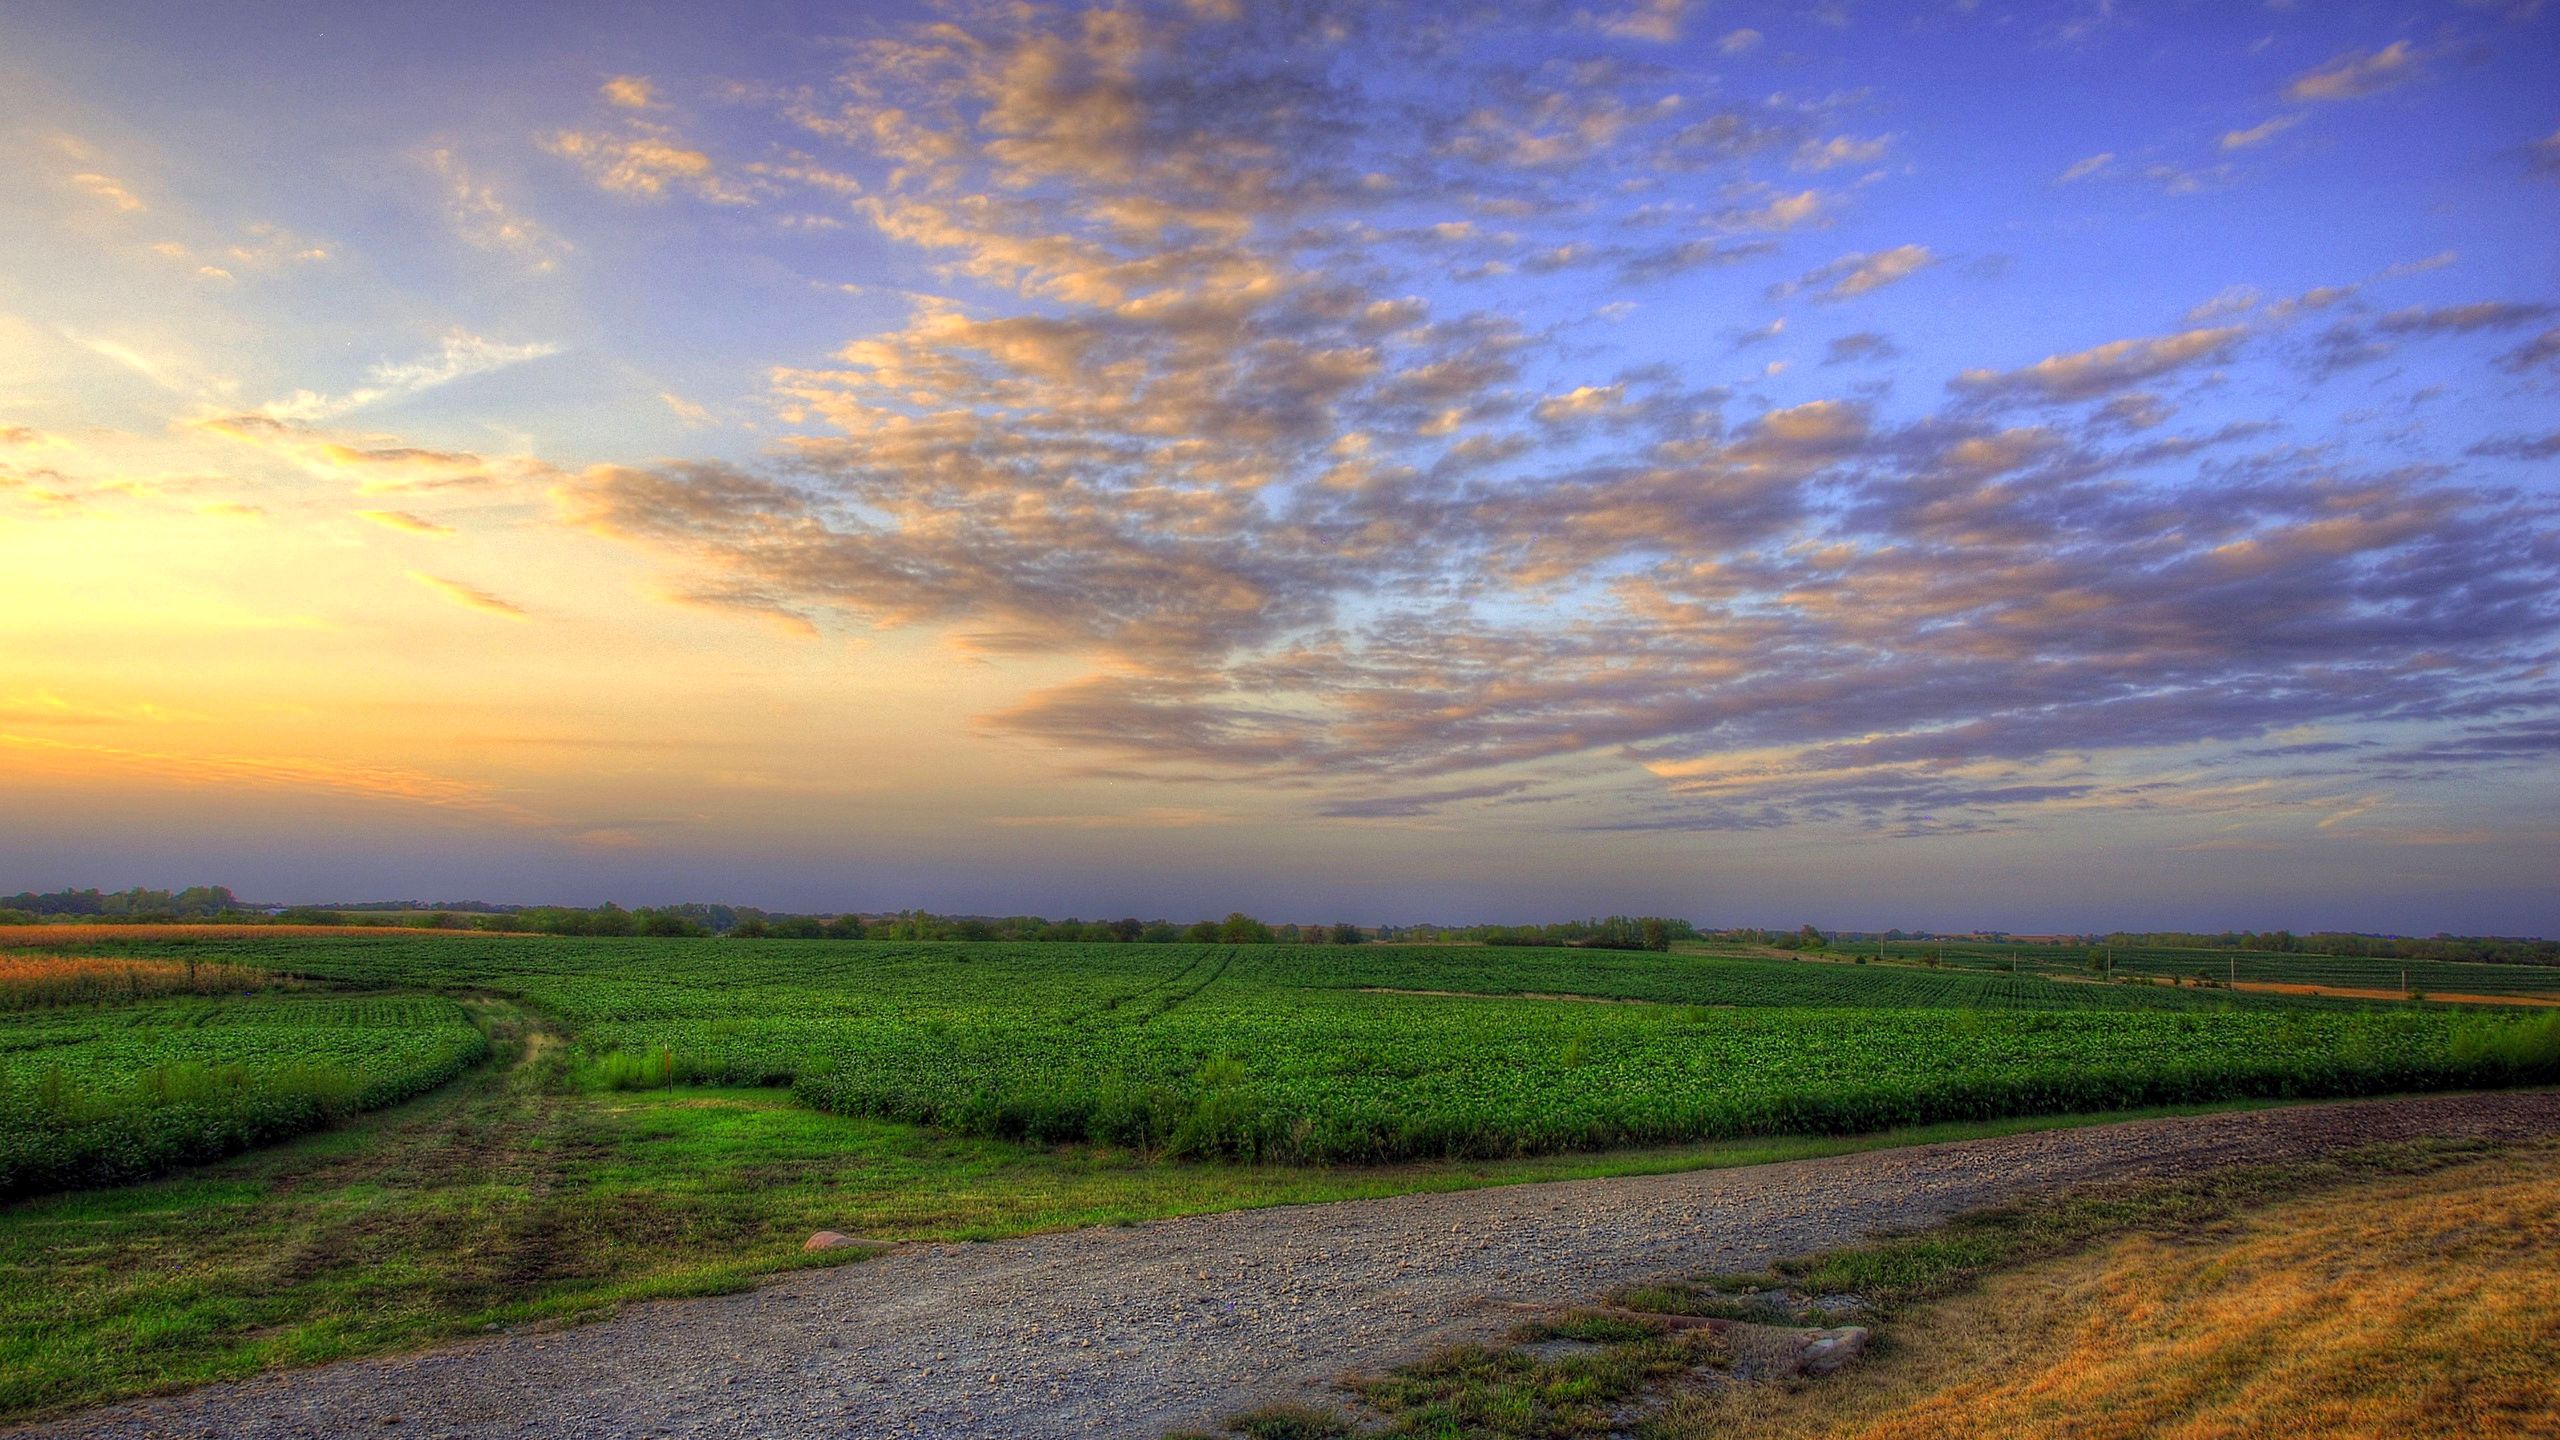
left=409, top=572, right=529, bottom=619
left=362, top=509, right=454, bottom=536
left=0, top=731, right=527, bottom=818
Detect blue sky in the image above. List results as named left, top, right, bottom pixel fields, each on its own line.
left=1, top=1, right=2555, bottom=931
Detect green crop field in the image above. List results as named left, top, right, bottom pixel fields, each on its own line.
left=0, top=991, right=487, bottom=1196
left=7, top=933, right=2556, bottom=1178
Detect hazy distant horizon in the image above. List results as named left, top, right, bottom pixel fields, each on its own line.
left=7, top=875, right=2550, bottom=943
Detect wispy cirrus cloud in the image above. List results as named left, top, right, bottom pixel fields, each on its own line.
left=2287, top=41, right=2422, bottom=102
left=257, top=331, right=559, bottom=422
left=359, top=509, right=454, bottom=536
left=423, top=149, right=570, bottom=271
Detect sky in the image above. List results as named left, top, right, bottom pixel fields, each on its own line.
left=1, top=0, right=2555, bottom=933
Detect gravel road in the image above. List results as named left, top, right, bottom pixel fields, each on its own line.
left=34, top=1089, right=2560, bottom=1440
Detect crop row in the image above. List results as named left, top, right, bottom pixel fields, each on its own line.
left=0, top=993, right=488, bottom=1196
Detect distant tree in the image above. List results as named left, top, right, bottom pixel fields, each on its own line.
left=1183, top=920, right=1221, bottom=943
left=1217, top=912, right=1273, bottom=944
left=638, top=908, right=706, bottom=937
left=588, top=904, right=635, bottom=938
left=1329, top=922, right=1365, bottom=946
left=276, top=906, right=345, bottom=926
left=1641, top=917, right=1670, bottom=951
left=822, top=914, right=866, bottom=940
left=1141, top=920, right=1181, bottom=942
left=732, top=918, right=770, bottom=939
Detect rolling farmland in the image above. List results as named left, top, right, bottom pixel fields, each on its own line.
left=7, top=932, right=2557, bottom=1177
left=2, top=928, right=2557, bottom=1423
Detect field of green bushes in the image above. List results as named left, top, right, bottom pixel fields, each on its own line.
left=6, top=932, right=2557, bottom=1184
left=0, top=993, right=486, bottom=1194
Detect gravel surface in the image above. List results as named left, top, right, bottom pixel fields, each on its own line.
left=33, top=1089, right=2560, bottom=1440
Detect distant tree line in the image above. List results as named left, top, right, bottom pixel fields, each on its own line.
left=0, top=887, right=249, bottom=923
left=15, top=888, right=2539, bottom=967
left=719, top=911, right=1370, bottom=945
left=1452, top=916, right=1694, bottom=952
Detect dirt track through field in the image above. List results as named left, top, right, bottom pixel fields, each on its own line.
left=33, top=1089, right=2560, bottom=1440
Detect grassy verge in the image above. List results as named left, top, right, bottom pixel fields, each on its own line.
left=1179, top=1138, right=2548, bottom=1439
left=0, top=1000, right=2347, bottom=1426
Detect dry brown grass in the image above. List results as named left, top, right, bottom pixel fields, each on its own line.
left=1655, top=1143, right=2560, bottom=1440
left=0, top=954, right=289, bottom=1008
left=0, top=923, right=485, bottom=949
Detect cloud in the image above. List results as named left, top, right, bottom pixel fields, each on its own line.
left=1774, top=244, right=1934, bottom=301
left=2466, top=433, right=2560, bottom=460
left=546, top=126, right=749, bottom=203
left=69, top=172, right=145, bottom=211
left=1732, top=317, right=1787, bottom=349
left=1793, top=135, right=1890, bottom=172
left=1593, top=0, right=1689, bottom=42
left=360, top=509, right=454, bottom=535
left=659, top=391, right=714, bottom=427
left=2498, top=328, right=2560, bottom=373
left=197, top=414, right=522, bottom=492
left=2530, top=129, right=2560, bottom=180
left=2220, top=113, right=2303, bottom=150
left=2057, top=152, right=2113, bottom=182
left=2373, top=301, right=2555, bottom=335
left=424, top=149, right=570, bottom=271
left=601, top=75, right=656, bottom=109
left=1718, top=28, right=1762, bottom=55
left=2299, top=302, right=2559, bottom=377
left=1950, top=325, right=2245, bottom=403
left=2186, top=286, right=2260, bottom=323
left=260, top=331, right=560, bottom=421
left=535, top=1, right=2560, bottom=841
left=2139, top=161, right=2232, bottom=196
left=1823, top=331, right=1900, bottom=365
left=409, top=572, right=529, bottom=619
left=1720, top=189, right=1826, bottom=232
left=1318, top=779, right=1534, bottom=818
left=2287, top=41, right=2421, bottom=101
left=2, top=731, right=529, bottom=818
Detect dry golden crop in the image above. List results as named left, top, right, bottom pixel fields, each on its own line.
left=0, top=923, right=482, bottom=948
left=0, top=954, right=288, bottom=1008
